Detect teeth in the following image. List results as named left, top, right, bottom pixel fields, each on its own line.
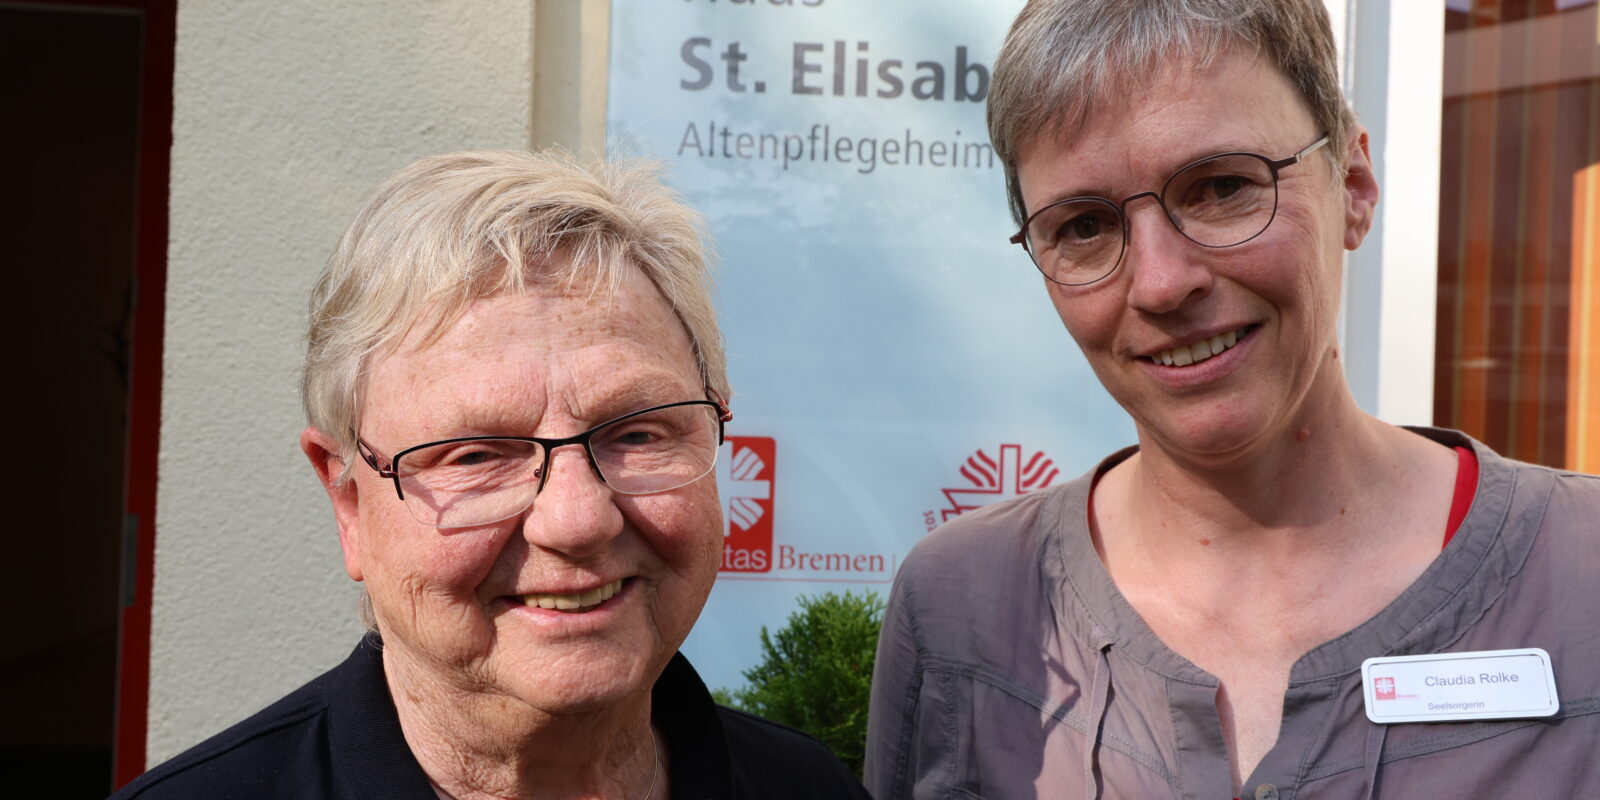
left=524, top=579, right=624, bottom=612
left=1153, top=327, right=1247, bottom=368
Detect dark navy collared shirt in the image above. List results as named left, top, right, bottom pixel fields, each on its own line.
left=112, top=635, right=868, bottom=799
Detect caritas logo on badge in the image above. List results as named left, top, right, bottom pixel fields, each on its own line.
left=1374, top=676, right=1397, bottom=700
left=923, top=443, right=1060, bottom=532
left=717, top=436, right=775, bottom=572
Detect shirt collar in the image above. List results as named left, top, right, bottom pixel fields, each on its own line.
left=1044, top=427, right=1542, bottom=684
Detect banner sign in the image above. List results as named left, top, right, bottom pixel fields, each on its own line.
left=607, top=0, right=1134, bottom=693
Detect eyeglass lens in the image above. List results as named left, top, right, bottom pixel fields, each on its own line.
left=391, top=403, right=723, bottom=528
left=1023, top=153, right=1279, bottom=286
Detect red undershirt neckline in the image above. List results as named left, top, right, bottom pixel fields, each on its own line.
left=1089, top=444, right=1480, bottom=549
left=1442, top=445, right=1479, bottom=548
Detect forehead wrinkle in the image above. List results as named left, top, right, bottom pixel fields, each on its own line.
left=1023, top=53, right=1309, bottom=213
left=365, top=364, right=548, bottom=447
left=428, top=343, right=693, bottom=437
left=362, top=267, right=700, bottom=447
left=555, top=358, right=701, bottom=428
left=388, top=361, right=695, bottom=447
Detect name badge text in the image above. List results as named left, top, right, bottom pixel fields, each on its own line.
left=1361, top=648, right=1559, bottom=724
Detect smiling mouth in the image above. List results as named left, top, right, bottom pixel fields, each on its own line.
left=1148, top=325, right=1255, bottom=367
left=521, top=578, right=625, bottom=613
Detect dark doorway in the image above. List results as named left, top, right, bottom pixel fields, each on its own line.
left=0, top=3, right=169, bottom=795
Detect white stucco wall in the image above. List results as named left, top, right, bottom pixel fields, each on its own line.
left=152, top=0, right=533, bottom=763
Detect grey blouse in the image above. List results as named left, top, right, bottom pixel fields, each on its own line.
left=866, top=428, right=1600, bottom=799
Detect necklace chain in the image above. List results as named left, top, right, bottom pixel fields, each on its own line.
left=640, top=728, right=659, bottom=800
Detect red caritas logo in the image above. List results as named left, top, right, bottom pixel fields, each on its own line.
left=717, top=436, right=774, bottom=572
left=1374, top=676, right=1397, bottom=700
left=926, top=444, right=1059, bottom=530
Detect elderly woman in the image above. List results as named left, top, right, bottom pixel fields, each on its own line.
left=112, top=151, right=869, bottom=799
left=867, top=1, right=1600, bottom=799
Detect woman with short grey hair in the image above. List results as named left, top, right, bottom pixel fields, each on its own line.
left=113, top=150, right=870, bottom=800
left=867, top=2, right=1600, bottom=798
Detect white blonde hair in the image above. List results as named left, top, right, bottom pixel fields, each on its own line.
left=302, top=150, right=728, bottom=482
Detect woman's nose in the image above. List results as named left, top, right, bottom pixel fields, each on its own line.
left=1121, top=198, right=1215, bottom=314
left=521, top=445, right=625, bottom=556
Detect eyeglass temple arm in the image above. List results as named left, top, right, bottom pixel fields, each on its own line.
left=1269, top=135, right=1332, bottom=171
left=705, top=388, right=734, bottom=423
left=354, top=437, right=397, bottom=478
left=354, top=436, right=407, bottom=501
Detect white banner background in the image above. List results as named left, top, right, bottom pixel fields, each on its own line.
left=607, top=0, right=1134, bottom=694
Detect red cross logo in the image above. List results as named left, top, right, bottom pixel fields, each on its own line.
left=717, top=436, right=775, bottom=572
left=1374, top=676, right=1396, bottom=700
left=939, top=443, right=1060, bottom=523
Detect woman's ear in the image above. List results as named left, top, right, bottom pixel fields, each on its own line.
left=301, top=427, right=365, bottom=582
left=1342, top=127, right=1379, bottom=251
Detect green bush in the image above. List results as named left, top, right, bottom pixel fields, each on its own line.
left=717, top=591, right=886, bottom=778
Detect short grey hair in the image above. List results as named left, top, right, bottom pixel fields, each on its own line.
left=988, top=0, right=1354, bottom=224
left=302, top=150, right=729, bottom=482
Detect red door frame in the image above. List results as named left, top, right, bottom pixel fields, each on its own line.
left=22, top=0, right=176, bottom=787
left=115, top=0, right=174, bottom=784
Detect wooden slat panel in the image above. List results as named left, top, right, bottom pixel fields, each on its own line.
left=1512, top=77, right=1557, bottom=463
left=1436, top=95, right=1467, bottom=429
left=1436, top=0, right=1597, bottom=469
left=1455, top=8, right=1503, bottom=441
left=1569, top=162, right=1600, bottom=472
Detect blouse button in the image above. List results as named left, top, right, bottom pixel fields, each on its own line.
left=1254, top=785, right=1280, bottom=800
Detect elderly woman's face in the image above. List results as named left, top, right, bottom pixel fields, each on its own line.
left=338, top=267, right=722, bottom=713
left=1015, top=48, right=1375, bottom=460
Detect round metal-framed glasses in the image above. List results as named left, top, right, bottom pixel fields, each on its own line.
left=1010, top=135, right=1330, bottom=286
left=355, top=399, right=731, bottom=529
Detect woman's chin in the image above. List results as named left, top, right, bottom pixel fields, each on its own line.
left=1138, top=409, right=1278, bottom=464
left=483, top=640, right=657, bottom=716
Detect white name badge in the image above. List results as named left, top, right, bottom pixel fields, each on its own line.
left=1361, top=648, right=1560, bottom=724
